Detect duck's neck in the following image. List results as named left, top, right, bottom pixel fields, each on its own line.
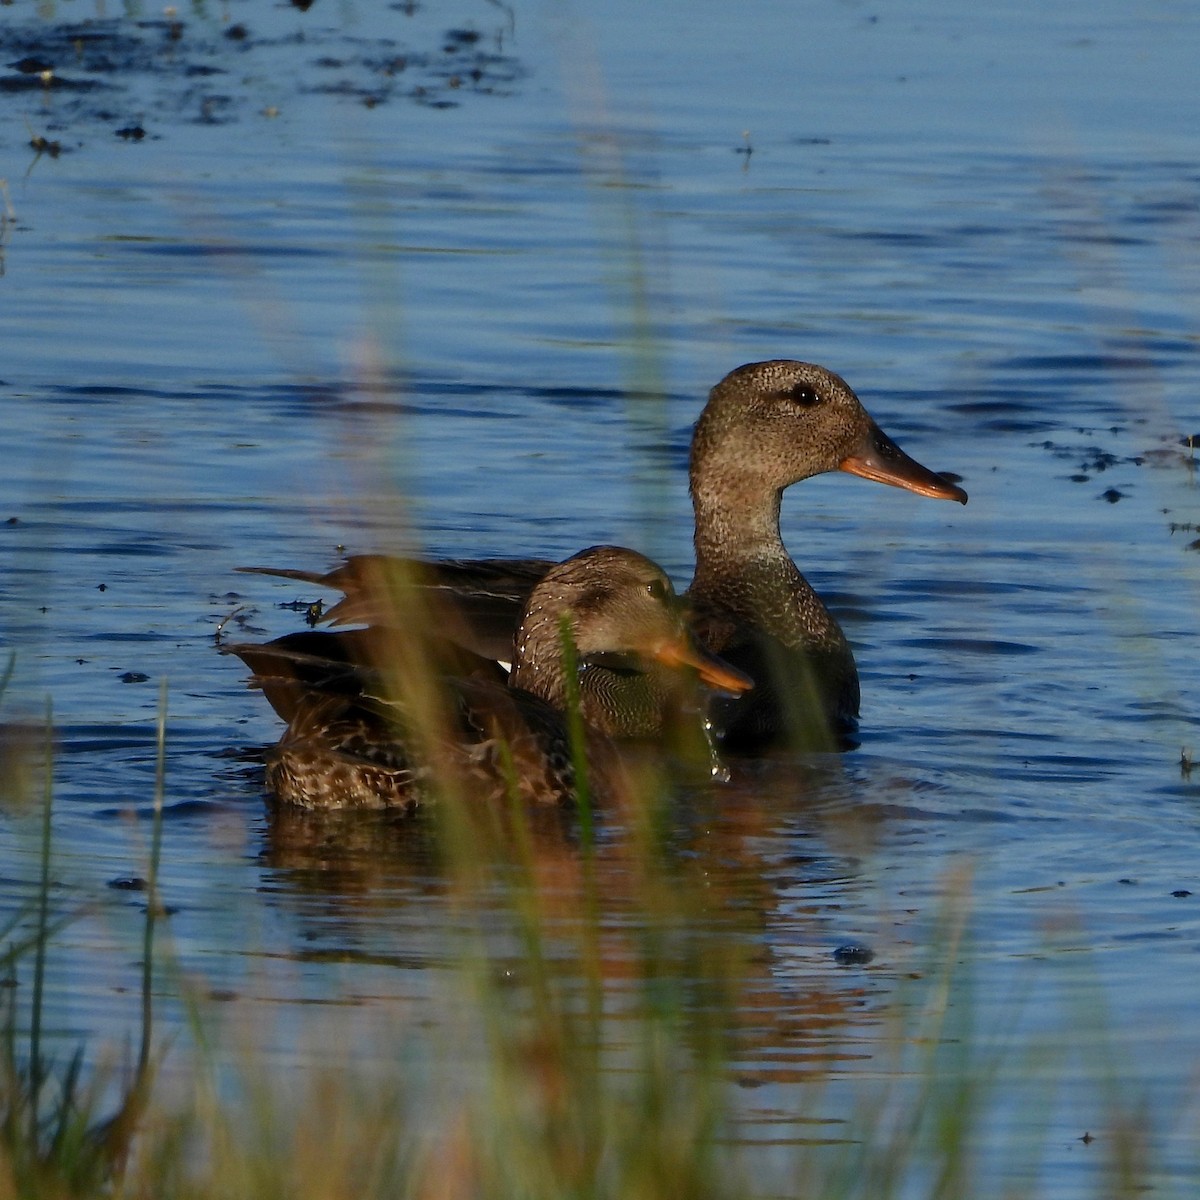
left=509, top=610, right=570, bottom=708
left=689, top=472, right=844, bottom=650
left=691, top=472, right=786, bottom=575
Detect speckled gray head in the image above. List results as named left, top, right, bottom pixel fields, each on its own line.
left=691, top=359, right=967, bottom=504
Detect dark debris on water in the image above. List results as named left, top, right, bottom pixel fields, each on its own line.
left=107, top=876, right=147, bottom=891
left=0, top=10, right=524, bottom=143
left=29, top=135, right=62, bottom=157
left=832, top=943, right=875, bottom=966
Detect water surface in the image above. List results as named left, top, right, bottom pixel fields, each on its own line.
left=1, top=1, right=1199, bottom=1194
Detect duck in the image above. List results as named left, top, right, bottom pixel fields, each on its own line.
left=227, top=545, right=751, bottom=810
left=240, top=360, right=966, bottom=750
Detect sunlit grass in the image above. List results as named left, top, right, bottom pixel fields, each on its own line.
left=0, top=667, right=1181, bottom=1200
left=0, top=679, right=163, bottom=1198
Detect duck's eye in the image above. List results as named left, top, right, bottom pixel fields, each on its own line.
left=787, top=382, right=820, bottom=407
left=645, top=578, right=669, bottom=604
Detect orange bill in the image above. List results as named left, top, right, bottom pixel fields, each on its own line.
left=840, top=422, right=968, bottom=503
left=653, top=638, right=754, bottom=695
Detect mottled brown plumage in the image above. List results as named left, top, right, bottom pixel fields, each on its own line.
left=228, top=546, right=750, bottom=810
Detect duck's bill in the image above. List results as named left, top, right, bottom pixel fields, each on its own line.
left=840, top=423, right=968, bottom=503
left=653, top=640, right=754, bottom=695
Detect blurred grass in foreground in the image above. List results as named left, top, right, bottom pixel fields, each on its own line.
left=0, top=669, right=1181, bottom=1200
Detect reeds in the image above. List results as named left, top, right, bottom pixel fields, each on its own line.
left=0, top=676, right=163, bottom=1198
left=0, top=664, right=1177, bottom=1200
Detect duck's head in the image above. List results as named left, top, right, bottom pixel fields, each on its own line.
left=691, top=360, right=968, bottom=504
left=514, top=546, right=751, bottom=696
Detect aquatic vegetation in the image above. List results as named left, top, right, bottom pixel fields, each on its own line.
left=0, top=687, right=164, bottom=1198
left=0, top=680, right=1179, bottom=1199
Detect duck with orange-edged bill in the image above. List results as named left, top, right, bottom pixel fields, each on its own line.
left=240, top=360, right=966, bottom=751
left=226, top=546, right=751, bottom=810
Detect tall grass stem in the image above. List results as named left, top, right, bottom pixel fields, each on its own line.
left=28, top=695, right=53, bottom=1148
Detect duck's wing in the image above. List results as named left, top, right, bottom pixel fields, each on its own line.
left=224, top=627, right=506, bottom=724
left=447, top=678, right=580, bottom=804
left=237, top=554, right=553, bottom=662
left=261, top=672, right=580, bottom=810
left=230, top=635, right=536, bottom=809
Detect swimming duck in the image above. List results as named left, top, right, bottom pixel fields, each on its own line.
left=241, top=360, right=966, bottom=749
left=228, top=545, right=751, bottom=810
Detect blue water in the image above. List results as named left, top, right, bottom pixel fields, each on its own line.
left=2, top=0, right=1200, bottom=1194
